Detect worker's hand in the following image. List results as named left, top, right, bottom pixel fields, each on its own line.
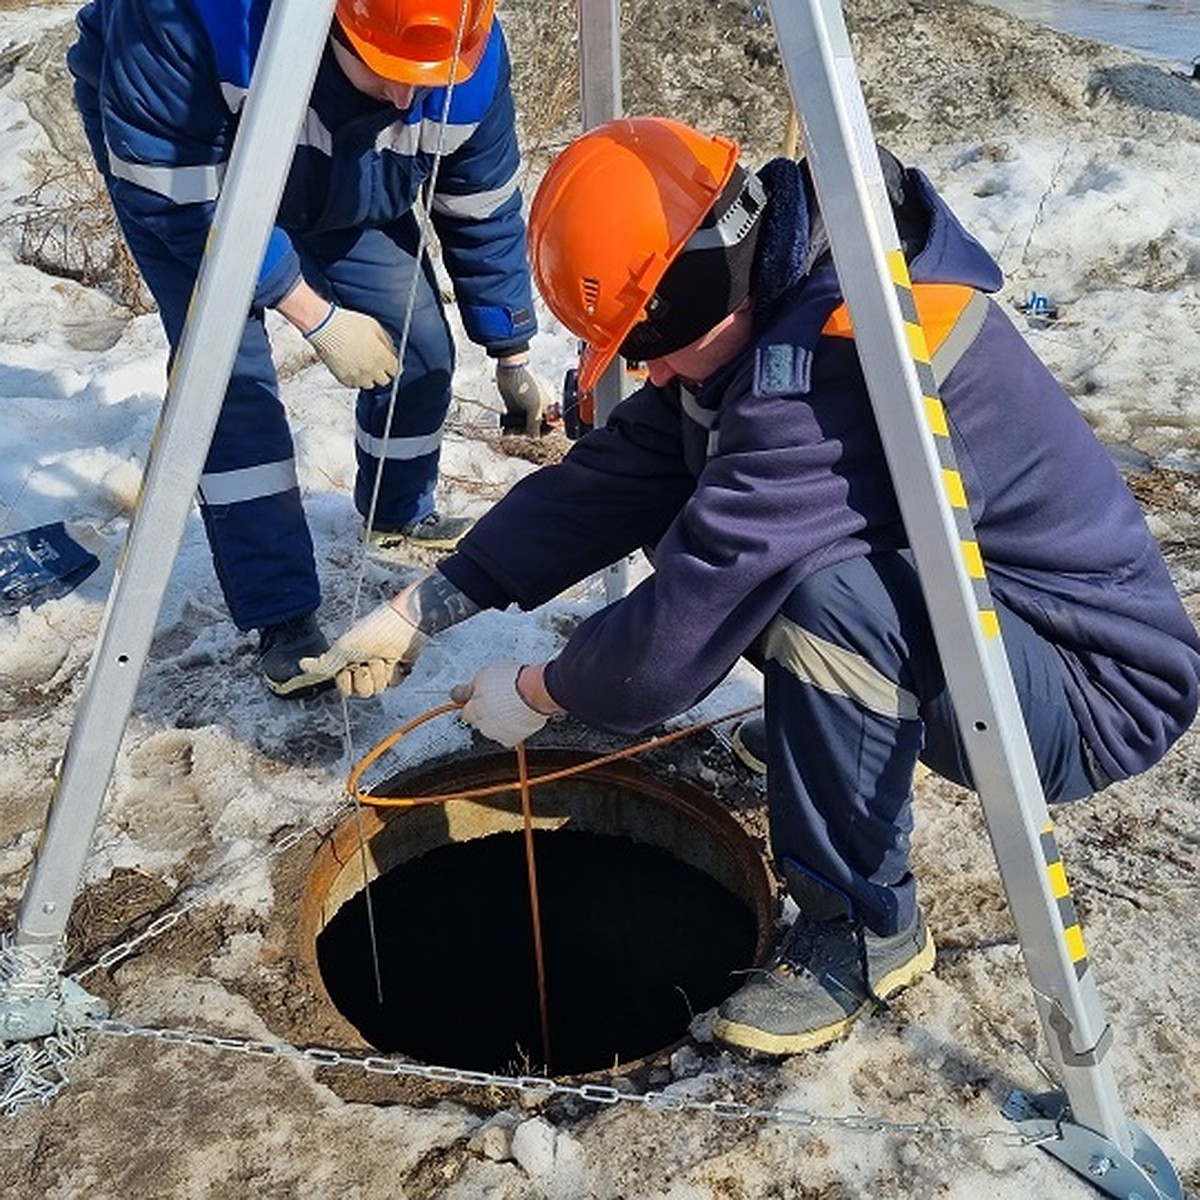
left=305, top=304, right=398, bottom=390
left=299, top=600, right=426, bottom=698
left=450, top=661, right=549, bottom=748
left=495, top=361, right=554, bottom=436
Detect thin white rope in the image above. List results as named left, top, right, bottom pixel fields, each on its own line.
left=352, top=0, right=475, bottom=615
left=338, top=0, right=477, bottom=1003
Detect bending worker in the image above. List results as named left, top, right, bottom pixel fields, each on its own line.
left=68, top=0, right=552, bottom=699
left=304, top=117, right=1200, bottom=1057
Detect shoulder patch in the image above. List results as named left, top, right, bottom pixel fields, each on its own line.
left=755, top=343, right=811, bottom=397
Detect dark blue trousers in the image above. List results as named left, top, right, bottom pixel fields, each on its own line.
left=760, top=553, right=1096, bottom=936
left=110, top=181, right=452, bottom=631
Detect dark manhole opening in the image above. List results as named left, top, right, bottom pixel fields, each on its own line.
left=309, top=750, right=773, bottom=1079
left=318, top=828, right=756, bottom=1077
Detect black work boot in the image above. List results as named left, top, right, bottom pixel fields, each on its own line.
left=730, top=714, right=767, bottom=776
left=257, top=614, right=334, bottom=699
left=712, top=871, right=934, bottom=1056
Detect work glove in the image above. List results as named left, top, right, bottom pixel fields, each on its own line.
left=495, top=362, right=554, bottom=436
left=305, top=304, right=398, bottom=390
left=451, top=661, right=548, bottom=748
left=299, top=600, right=427, bottom=698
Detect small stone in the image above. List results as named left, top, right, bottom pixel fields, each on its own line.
left=670, top=1044, right=705, bottom=1078
left=511, top=1116, right=557, bottom=1178
left=468, top=1113, right=518, bottom=1162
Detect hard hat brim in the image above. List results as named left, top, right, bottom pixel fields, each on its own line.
left=338, top=20, right=487, bottom=85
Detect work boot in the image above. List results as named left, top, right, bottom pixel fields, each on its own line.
left=730, top=715, right=767, bottom=776
left=712, top=907, right=935, bottom=1056
left=364, top=511, right=474, bottom=553
left=257, top=614, right=335, bottom=699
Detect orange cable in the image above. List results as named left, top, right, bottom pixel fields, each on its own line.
left=516, top=740, right=552, bottom=1073
left=342, top=698, right=761, bottom=1074
left=347, top=701, right=762, bottom=809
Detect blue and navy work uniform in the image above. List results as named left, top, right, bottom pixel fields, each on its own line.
left=68, top=0, right=537, bottom=630
left=438, top=156, right=1200, bottom=935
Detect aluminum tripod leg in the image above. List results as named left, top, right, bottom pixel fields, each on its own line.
left=577, top=0, right=630, bottom=603
left=5, top=0, right=337, bottom=994
left=765, top=2, right=1179, bottom=1196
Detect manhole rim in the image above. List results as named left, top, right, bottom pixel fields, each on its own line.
left=301, top=745, right=776, bottom=1080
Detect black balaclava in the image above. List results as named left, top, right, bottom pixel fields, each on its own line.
left=619, top=164, right=767, bottom=363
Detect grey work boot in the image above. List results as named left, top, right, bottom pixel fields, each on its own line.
left=712, top=907, right=935, bottom=1056
left=257, top=614, right=334, bottom=699
left=364, top=511, right=474, bottom=553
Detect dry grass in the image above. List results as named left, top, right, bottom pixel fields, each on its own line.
left=0, top=5, right=152, bottom=312
left=1, top=149, right=153, bottom=312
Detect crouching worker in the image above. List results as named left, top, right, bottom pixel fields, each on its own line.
left=68, top=0, right=553, bottom=699
left=303, top=118, right=1200, bottom=1056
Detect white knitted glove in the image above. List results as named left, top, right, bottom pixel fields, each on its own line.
left=451, top=661, right=548, bottom=748
left=495, top=362, right=554, bottom=435
left=305, top=304, right=398, bottom=389
left=299, top=601, right=426, bottom=698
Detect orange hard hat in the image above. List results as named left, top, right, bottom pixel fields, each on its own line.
left=334, top=0, right=495, bottom=86
left=528, top=117, right=740, bottom=394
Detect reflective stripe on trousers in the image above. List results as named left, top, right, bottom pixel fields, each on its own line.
left=109, top=184, right=452, bottom=629
left=759, top=552, right=1094, bottom=935
left=299, top=221, right=454, bottom=536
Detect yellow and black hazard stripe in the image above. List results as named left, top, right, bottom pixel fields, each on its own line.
left=822, top=252, right=999, bottom=640
left=1040, top=819, right=1090, bottom=978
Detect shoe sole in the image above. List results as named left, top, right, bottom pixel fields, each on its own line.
left=365, top=535, right=468, bottom=560
left=363, top=523, right=470, bottom=554
left=730, top=723, right=767, bottom=776
left=711, top=925, right=936, bottom=1057
left=264, top=671, right=336, bottom=700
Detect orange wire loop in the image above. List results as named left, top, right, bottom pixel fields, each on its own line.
left=341, top=697, right=761, bottom=1078
left=346, top=702, right=763, bottom=808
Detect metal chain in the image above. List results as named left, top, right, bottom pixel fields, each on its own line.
left=0, top=1022, right=87, bottom=1116
left=70, top=797, right=353, bottom=981
left=85, top=1016, right=1046, bottom=1148
left=58, top=770, right=1059, bottom=1150
left=58, top=740, right=1057, bottom=1149
left=1, top=932, right=64, bottom=996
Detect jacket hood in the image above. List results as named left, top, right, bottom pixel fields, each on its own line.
left=750, top=152, right=1004, bottom=329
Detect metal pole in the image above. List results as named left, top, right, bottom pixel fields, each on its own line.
left=576, top=0, right=624, bottom=430
left=13, top=0, right=337, bottom=954
left=577, top=0, right=631, bottom=602
left=766, top=1, right=1180, bottom=1194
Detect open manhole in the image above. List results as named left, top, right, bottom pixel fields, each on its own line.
left=304, top=748, right=775, bottom=1079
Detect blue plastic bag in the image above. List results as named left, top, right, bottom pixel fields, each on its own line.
left=0, top=522, right=101, bottom=616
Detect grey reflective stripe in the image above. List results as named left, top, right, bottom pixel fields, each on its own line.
left=679, top=385, right=715, bottom=429
left=220, top=81, right=247, bottom=113
left=198, top=459, right=298, bottom=506
left=930, top=289, right=989, bottom=387
left=356, top=425, right=443, bottom=460
left=376, top=117, right=477, bottom=157
left=107, top=150, right=225, bottom=204
left=680, top=386, right=721, bottom=458
left=431, top=175, right=519, bottom=219
left=762, top=612, right=920, bottom=719
left=376, top=122, right=422, bottom=157
left=297, top=109, right=334, bottom=156
left=684, top=171, right=766, bottom=253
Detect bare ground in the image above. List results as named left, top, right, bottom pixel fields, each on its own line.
left=2, top=2, right=1199, bottom=1198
